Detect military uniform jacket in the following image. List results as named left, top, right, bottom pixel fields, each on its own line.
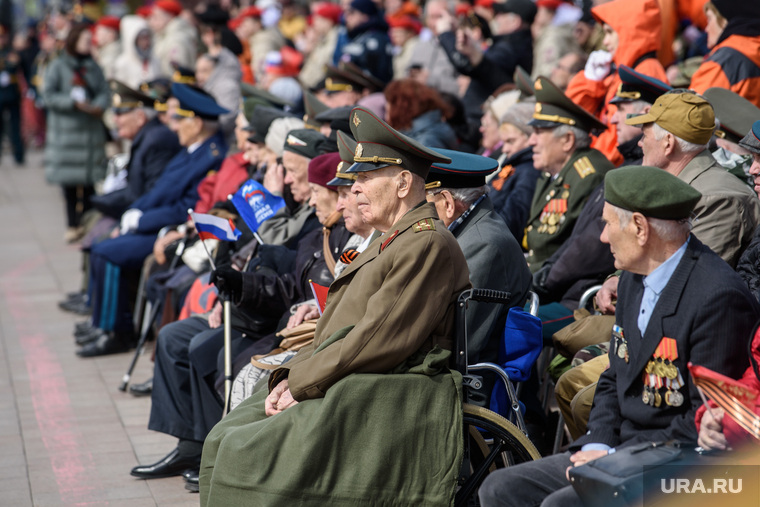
left=574, top=237, right=759, bottom=449
left=677, top=150, right=760, bottom=268
left=271, top=202, right=471, bottom=401
left=525, top=147, right=613, bottom=273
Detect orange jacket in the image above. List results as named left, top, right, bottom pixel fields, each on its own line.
left=690, top=35, right=760, bottom=107
left=566, top=0, right=668, bottom=166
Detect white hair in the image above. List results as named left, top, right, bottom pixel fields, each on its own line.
left=652, top=122, right=707, bottom=155
left=552, top=124, right=591, bottom=150
left=613, top=206, right=692, bottom=239
left=446, top=185, right=488, bottom=206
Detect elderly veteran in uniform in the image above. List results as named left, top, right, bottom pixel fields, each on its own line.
left=479, top=166, right=759, bottom=507
left=425, top=149, right=531, bottom=363
left=78, top=84, right=228, bottom=357
left=524, top=76, right=614, bottom=274
left=736, top=121, right=760, bottom=302
left=199, top=107, right=471, bottom=506
left=704, top=87, right=760, bottom=181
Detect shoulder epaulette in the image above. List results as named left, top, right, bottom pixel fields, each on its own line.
left=573, top=156, right=596, bottom=179
left=412, top=218, right=436, bottom=232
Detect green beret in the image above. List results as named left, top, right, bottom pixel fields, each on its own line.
left=604, top=166, right=702, bottom=220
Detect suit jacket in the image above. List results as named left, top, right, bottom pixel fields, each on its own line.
left=454, top=196, right=531, bottom=363
left=91, top=117, right=181, bottom=218
left=271, top=202, right=471, bottom=401
left=575, top=236, right=760, bottom=449
left=131, top=131, right=227, bottom=234
left=678, top=150, right=760, bottom=268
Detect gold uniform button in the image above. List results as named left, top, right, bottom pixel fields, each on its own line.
left=527, top=225, right=533, bottom=232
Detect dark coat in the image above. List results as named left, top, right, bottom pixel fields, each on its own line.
left=440, top=28, right=533, bottom=121
left=90, top=117, right=181, bottom=218
left=401, top=109, right=458, bottom=150
left=131, top=131, right=227, bottom=234
left=341, top=17, right=394, bottom=84
left=737, top=224, right=760, bottom=303
left=574, top=237, right=759, bottom=449
left=454, top=196, right=531, bottom=363
left=488, top=147, right=541, bottom=241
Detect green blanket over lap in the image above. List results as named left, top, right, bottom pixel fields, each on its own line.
left=200, top=348, right=463, bottom=507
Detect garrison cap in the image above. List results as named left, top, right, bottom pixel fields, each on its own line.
left=303, top=90, right=329, bottom=128
left=530, top=76, right=607, bottom=132
left=171, top=83, right=229, bottom=120
left=282, top=128, right=330, bottom=160
left=704, top=88, right=760, bottom=144
left=327, top=131, right=358, bottom=187
left=604, top=166, right=701, bottom=220
left=739, top=120, right=760, bottom=155
left=346, top=106, right=451, bottom=178
left=625, top=91, right=715, bottom=145
left=245, top=105, right=296, bottom=143
left=425, top=149, right=499, bottom=189
left=172, top=64, right=196, bottom=85
left=514, top=65, right=535, bottom=99
left=609, top=65, right=672, bottom=105
left=109, top=80, right=153, bottom=113
left=240, top=82, right=293, bottom=108
left=139, top=78, right=172, bottom=111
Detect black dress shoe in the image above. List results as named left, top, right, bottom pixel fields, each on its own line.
left=182, top=468, right=199, bottom=481
left=76, top=333, right=131, bottom=358
left=75, top=320, right=93, bottom=333
left=130, top=448, right=201, bottom=479
left=75, top=327, right=103, bottom=346
left=129, top=377, right=153, bottom=397
left=58, top=298, right=92, bottom=316
left=184, top=470, right=199, bottom=493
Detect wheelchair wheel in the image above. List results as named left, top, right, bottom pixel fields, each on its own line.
left=456, top=403, right=542, bottom=506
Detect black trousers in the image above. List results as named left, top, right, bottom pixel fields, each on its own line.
left=62, top=185, right=94, bottom=228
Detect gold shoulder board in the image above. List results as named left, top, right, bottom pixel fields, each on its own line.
left=573, top=157, right=596, bottom=179
left=412, top=218, right=436, bottom=232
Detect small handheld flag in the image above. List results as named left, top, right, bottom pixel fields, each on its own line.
left=309, top=280, right=329, bottom=316
left=230, top=180, right=286, bottom=234
left=190, top=211, right=242, bottom=242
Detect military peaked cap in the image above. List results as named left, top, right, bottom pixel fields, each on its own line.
left=244, top=105, right=296, bottom=143
left=346, top=106, right=451, bottom=178
left=139, top=78, right=172, bottom=111
left=171, top=83, right=229, bottom=120
left=303, top=90, right=330, bottom=128
left=604, top=166, right=701, bottom=220
left=704, top=88, right=760, bottom=144
left=109, top=80, right=153, bottom=113
left=240, top=82, right=293, bottom=108
left=327, top=130, right=358, bottom=187
left=530, top=76, right=606, bottom=132
left=610, top=65, right=672, bottom=105
left=425, top=149, right=499, bottom=189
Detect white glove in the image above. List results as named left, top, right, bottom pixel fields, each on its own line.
left=584, top=50, right=613, bottom=82
left=119, top=209, right=143, bottom=235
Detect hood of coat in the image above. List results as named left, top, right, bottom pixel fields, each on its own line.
left=592, top=0, right=661, bottom=68
left=119, top=15, right=150, bottom=61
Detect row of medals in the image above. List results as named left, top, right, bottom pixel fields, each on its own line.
left=537, top=213, right=565, bottom=234
left=642, top=357, right=684, bottom=407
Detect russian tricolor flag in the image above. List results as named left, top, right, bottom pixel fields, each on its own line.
left=190, top=212, right=241, bottom=242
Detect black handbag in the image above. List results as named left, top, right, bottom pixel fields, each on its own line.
left=568, top=441, right=683, bottom=507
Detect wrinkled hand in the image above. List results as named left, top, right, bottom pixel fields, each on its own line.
left=210, top=265, right=243, bottom=301
left=153, top=230, right=185, bottom=265
left=119, top=208, right=143, bottom=235
left=208, top=301, right=223, bottom=329
left=265, top=379, right=298, bottom=416
left=263, top=161, right=285, bottom=196
left=584, top=50, right=613, bottom=82
left=698, top=407, right=731, bottom=452
left=565, top=450, right=609, bottom=480
left=594, top=275, right=618, bottom=315
left=287, top=304, right=320, bottom=329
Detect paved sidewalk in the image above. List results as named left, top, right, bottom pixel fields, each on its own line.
left=0, top=150, right=199, bottom=506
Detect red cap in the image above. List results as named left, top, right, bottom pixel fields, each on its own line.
left=475, top=0, right=495, bottom=8
left=237, top=6, right=263, bottom=20
left=455, top=4, right=473, bottom=16
left=228, top=17, right=242, bottom=30
left=153, top=0, right=183, bottom=17
left=136, top=5, right=152, bottom=17
left=308, top=152, right=342, bottom=190
left=313, top=2, right=343, bottom=25
left=266, top=46, right=303, bottom=78
left=387, top=14, right=422, bottom=34
left=536, top=0, right=563, bottom=9
left=96, top=15, right=121, bottom=31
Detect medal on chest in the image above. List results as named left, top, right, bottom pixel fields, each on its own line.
left=612, top=324, right=628, bottom=363
left=642, top=337, right=684, bottom=407
left=537, top=189, right=568, bottom=234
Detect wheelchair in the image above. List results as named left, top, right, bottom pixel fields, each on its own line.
left=454, top=288, right=543, bottom=506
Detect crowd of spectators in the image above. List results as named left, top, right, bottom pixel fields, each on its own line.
left=5, top=0, right=760, bottom=503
